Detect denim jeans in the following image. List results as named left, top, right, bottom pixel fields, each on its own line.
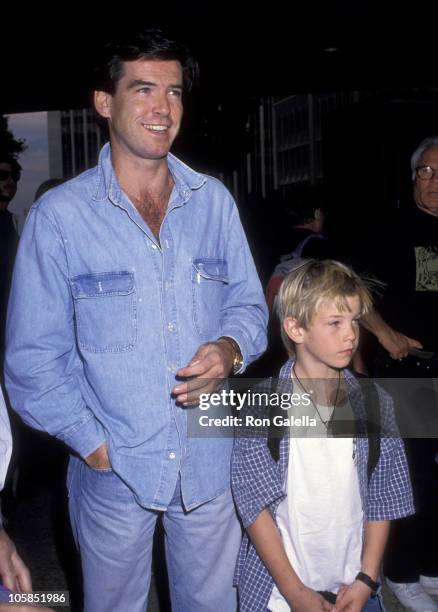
left=68, top=457, right=241, bottom=612
left=363, top=589, right=386, bottom=611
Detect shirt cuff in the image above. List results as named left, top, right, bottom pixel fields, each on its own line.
left=58, top=414, right=106, bottom=459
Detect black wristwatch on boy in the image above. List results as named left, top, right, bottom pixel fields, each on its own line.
left=355, top=572, right=379, bottom=595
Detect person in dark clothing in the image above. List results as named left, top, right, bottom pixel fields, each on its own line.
left=254, top=187, right=334, bottom=377
left=356, top=136, right=438, bottom=612
left=266, top=187, right=331, bottom=313
left=0, top=155, right=20, bottom=353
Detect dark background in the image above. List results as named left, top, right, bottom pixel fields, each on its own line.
left=5, top=1, right=436, bottom=246
left=2, top=1, right=438, bottom=111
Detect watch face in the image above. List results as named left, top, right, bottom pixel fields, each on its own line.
left=233, top=355, right=243, bottom=374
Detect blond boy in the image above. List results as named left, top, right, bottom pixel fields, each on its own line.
left=232, top=260, right=414, bottom=612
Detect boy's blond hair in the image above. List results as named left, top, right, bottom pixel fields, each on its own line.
left=277, top=259, right=373, bottom=357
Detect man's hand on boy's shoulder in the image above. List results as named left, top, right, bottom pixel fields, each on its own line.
left=289, top=585, right=333, bottom=612
left=333, top=580, right=372, bottom=611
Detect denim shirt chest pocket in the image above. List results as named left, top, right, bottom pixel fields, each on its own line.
left=191, top=258, right=228, bottom=337
left=70, top=271, right=137, bottom=352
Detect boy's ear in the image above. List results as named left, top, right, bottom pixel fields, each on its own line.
left=283, top=317, right=305, bottom=344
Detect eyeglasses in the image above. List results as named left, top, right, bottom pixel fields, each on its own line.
left=415, top=165, right=438, bottom=180
left=0, top=168, right=20, bottom=182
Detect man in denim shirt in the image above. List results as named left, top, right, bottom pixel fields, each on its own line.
left=5, top=30, right=267, bottom=612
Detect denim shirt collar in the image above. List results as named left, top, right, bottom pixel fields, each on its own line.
left=92, top=142, right=206, bottom=204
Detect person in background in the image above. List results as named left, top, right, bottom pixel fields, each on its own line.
left=33, top=179, right=64, bottom=203
left=0, top=387, right=29, bottom=593
left=0, top=389, right=54, bottom=612
left=266, top=186, right=329, bottom=313
left=358, top=136, right=438, bottom=612
left=0, top=154, right=19, bottom=355
left=252, top=187, right=332, bottom=379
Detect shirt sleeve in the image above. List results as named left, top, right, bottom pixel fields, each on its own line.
left=218, top=193, right=268, bottom=372
left=232, top=386, right=285, bottom=528
left=365, top=385, right=415, bottom=521
left=5, top=204, right=106, bottom=459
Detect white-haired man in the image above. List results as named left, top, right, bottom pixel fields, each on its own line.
left=361, top=136, right=438, bottom=611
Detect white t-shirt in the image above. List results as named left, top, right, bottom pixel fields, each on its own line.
left=268, top=400, right=363, bottom=611
left=0, top=387, right=12, bottom=492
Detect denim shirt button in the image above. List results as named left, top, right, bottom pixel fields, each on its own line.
left=167, top=322, right=175, bottom=332
left=169, top=452, right=176, bottom=460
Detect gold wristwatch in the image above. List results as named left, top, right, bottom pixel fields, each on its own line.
left=218, top=336, right=243, bottom=374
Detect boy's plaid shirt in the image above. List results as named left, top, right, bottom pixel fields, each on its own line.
left=231, top=360, right=414, bottom=612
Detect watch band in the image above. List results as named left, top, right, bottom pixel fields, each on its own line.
left=217, top=336, right=243, bottom=374
left=355, top=572, right=379, bottom=595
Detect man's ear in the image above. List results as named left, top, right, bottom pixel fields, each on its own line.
left=283, top=317, right=305, bottom=344
left=94, top=90, right=112, bottom=119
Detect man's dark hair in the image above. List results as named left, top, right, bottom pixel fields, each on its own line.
left=94, top=29, right=199, bottom=95
left=34, top=178, right=64, bottom=201
left=0, top=115, right=26, bottom=162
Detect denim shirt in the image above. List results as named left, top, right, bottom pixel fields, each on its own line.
left=5, top=143, right=268, bottom=511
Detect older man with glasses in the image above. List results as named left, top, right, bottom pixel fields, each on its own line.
left=359, top=136, right=438, bottom=612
